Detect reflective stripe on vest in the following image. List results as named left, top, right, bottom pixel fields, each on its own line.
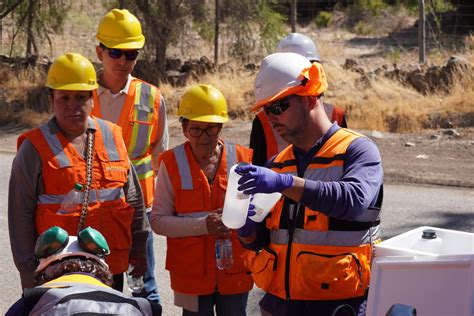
left=132, top=155, right=153, bottom=181
left=270, top=226, right=381, bottom=246
left=29, top=275, right=153, bottom=315
left=39, top=124, right=72, bottom=168
left=129, top=81, right=158, bottom=159
left=38, top=187, right=124, bottom=204
left=173, top=142, right=238, bottom=190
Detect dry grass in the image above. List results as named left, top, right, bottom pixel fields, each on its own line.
left=1, top=2, right=472, bottom=133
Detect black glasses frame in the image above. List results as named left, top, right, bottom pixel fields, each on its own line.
left=188, top=125, right=221, bottom=138
left=264, top=97, right=292, bottom=116
left=99, top=43, right=139, bottom=61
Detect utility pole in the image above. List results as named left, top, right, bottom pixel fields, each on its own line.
left=214, top=0, right=219, bottom=67
left=290, top=0, right=297, bottom=32
left=418, top=0, right=426, bottom=64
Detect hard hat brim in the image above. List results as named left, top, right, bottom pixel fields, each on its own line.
left=186, top=114, right=229, bottom=124
left=46, top=83, right=99, bottom=91
left=96, top=35, right=145, bottom=50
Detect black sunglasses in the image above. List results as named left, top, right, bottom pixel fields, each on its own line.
left=188, top=125, right=221, bottom=138
left=100, top=43, right=139, bottom=61
left=264, top=97, right=292, bottom=116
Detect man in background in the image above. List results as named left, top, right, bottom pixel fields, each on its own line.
left=250, top=32, right=347, bottom=166
left=92, top=8, right=168, bottom=302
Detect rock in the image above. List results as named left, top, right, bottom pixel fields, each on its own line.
left=442, top=129, right=460, bottom=137
left=371, top=130, right=384, bottom=139
left=405, top=142, right=416, bottom=147
left=416, top=154, right=429, bottom=159
left=430, top=134, right=441, bottom=140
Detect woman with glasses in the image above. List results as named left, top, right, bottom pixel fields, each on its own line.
left=151, top=84, right=253, bottom=315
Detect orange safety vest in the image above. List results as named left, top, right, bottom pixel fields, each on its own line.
left=18, top=117, right=135, bottom=274
left=250, top=128, right=383, bottom=301
left=92, top=78, right=160, bottom=207
left=159, top=140, right=254, bottom=295
left=257, top=103, right=346, bottom=160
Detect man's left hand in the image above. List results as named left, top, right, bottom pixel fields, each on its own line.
left=236, top=164, right=293, bottom=195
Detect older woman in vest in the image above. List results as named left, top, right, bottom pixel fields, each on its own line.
left=151, top=84, right=253, bottom=315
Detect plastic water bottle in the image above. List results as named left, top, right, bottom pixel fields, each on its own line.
left=250, top=192, right=282, bottom=222
left=126, top=264, right=144, bottom=293
left=222, top=163, right=251, bottom=229
left=57, top=183, right=84, bottom=214
left=215, top=238, right=233, bottom=270
left=413, top=229, right=443, bottom=254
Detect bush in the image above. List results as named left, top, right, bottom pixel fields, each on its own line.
left=354, top=21, right=374, bottom=35
left=314, top=11, right=333, bottom=28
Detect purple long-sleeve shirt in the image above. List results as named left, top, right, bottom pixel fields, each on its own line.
left=247, top=124, right=383, bottom=250
left=297, top=123, right=383, bottom=219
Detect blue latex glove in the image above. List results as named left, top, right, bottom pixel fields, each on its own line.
left=236, top=164, right=294, bottom=195
left=238, top=204, right=257, bottom=237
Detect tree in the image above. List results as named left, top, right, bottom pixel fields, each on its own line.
left=1, top=0, right=70, bottom=57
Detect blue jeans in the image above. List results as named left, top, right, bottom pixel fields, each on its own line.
left=132, top=212, right=160, bottom=303
left=182, top=292, right=248, bottom=316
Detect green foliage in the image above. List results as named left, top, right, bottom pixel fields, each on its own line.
left=221, top=0, right=286, bottom=63
left=2, top=0, right=71, bottom=56
left=356, top=0, right=386, bottom=16
left=387, top=47, right=401, bottom=63
left=314, top=11, right=333, bottom=28
left=353, top=20, right=374, bottom=35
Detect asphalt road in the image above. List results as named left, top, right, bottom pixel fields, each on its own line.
left=0, top=151, right=472, bottom=314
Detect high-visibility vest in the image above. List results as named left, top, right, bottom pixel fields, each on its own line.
left=158, top=140, right=254, bottom=295
left=92, top=78, right=160, bottom=207
left=23, top=274, right=154, bottom=315
left=257, top=103, right=346, bottom=160
left=18, top=117, right=135, bottom=274
left=250, top=128, right=383, bottom=301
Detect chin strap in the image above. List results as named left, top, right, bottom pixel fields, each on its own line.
left=77, top=130, right=95, bottom=234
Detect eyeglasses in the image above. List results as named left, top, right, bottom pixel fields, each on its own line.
left=100, top=43, right=139, bottom=61
left=264, top=97, right=292, bottom=116
left=188, top=125, right=221, bottom=138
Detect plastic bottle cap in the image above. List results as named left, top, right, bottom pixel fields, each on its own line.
left=74, top=183, right=84, bottom=191
left=422, top=229, right=437, bottom=239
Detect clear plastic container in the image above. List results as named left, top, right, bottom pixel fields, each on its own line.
left=215, top=238, right=233, bottom=270
left=57, top=183, right=84, bottom=214
left=250, top=192, right=282, bottom=222
left=222, top=163, right=251, bottom=229
left=126, top=264, right=144, bottom=293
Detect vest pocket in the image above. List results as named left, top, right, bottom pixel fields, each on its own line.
left=166, top=237, right=204, bottom=277
left=251, top=247, right=278, bottom=291
left=294, top=250, right=363, bottom=299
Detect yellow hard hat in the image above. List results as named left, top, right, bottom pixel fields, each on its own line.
left=96, top=9, right=145, bottom=49
left=46, top=53, right=98, bottom=91
left=178, top=84, right=229, bottom=123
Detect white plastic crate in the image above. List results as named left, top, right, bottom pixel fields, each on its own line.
left=366, top=226, right=474, bottom=316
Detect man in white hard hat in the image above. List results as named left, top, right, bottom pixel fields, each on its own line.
left=250, top=32, right=347, bottom=166
left=237, top=52, right=383, bottom=316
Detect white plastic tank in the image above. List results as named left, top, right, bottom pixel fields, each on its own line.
left=367, top=226, right=474, bottom=316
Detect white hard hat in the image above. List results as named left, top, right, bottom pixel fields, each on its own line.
left=254, top=52, right=311, bottom=108
left=35, top=236, right=108, bottom=273
left=276, top=33, right=321, bottom=62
